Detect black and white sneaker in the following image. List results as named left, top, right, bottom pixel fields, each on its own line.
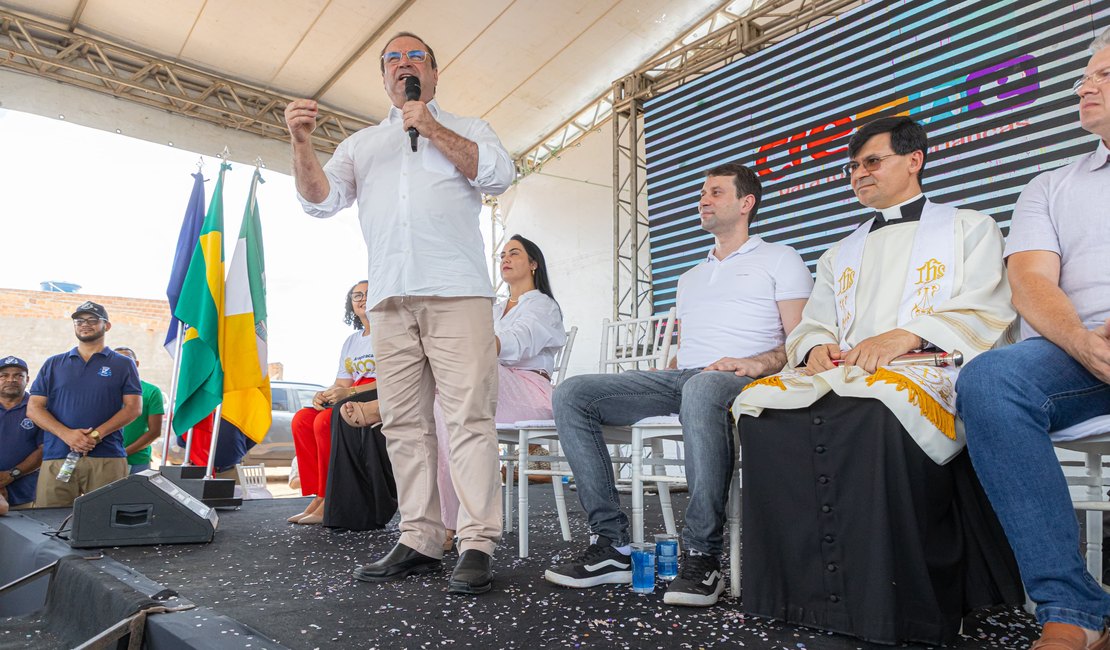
left=663, top=553, right=724, bottom=607
left=544, top=535, right=632, bottom=588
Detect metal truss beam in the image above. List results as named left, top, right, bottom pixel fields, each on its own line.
left=612, top=99, right=652, bottom=321
left=609, top=0, right=865, bottom=319
left=515, top=0, right=746, bottom=177
left=0, top=9, right=373, bottom=155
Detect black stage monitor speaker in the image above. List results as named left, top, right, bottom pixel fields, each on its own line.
left=70, top=470, right=219, bottom=548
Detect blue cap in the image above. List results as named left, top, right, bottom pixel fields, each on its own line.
left=0, top=356, right=28, bottom=372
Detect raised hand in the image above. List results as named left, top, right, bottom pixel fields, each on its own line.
left=284, top=99, right=319, bottom=144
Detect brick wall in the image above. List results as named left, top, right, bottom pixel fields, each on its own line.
left=0, top=288, right=175, bottom=394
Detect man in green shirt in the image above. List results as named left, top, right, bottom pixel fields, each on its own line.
left=114, top=348, right=165, bottom=474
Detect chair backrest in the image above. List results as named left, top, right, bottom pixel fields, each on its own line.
left=551, top=326, right=578, bottom=387
left=598, top=307, right=677, bottom=374
left=236, top=463, right=267, bottom=489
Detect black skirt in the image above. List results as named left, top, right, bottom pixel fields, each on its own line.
left=322, top=389, right=398, bottom=530
left=739, top=394, right=1024, bottom=645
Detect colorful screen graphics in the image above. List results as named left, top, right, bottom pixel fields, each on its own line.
left=644, top=0, right=1109, bottom=313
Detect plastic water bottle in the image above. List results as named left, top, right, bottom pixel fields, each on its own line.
left=56, top=451, right=81, bottom=483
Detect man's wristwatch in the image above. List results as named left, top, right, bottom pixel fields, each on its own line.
left=9, top=468, right=22, bottom=479
left=89, top=430, right=101, bottom=441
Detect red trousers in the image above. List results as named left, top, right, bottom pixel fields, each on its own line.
left=292, top=378, right=374, bottom=497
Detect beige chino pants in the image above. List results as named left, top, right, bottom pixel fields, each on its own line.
left=37, top=457, right=128, bottom=508
left=370, top=296, right=501, bottom=559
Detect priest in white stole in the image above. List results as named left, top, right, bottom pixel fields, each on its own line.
left=733, top=117, right=1025, bottom=645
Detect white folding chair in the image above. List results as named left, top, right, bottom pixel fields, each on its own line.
left=628, top=412, right=742, bottom=597
left=515, top=308, right=677, bottom=557
left=1051, top=415, right=1110, bottom=582
left=235, top=463, right=272, bottom=500
left=498, top=326, right=578, bottom=536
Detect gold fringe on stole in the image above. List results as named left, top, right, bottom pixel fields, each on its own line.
left=865, top=368, right=956, bottom=440
left=743, top=375, right=787, bottom=392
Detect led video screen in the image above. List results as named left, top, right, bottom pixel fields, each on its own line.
left=644, top=0, right=1109, bottom=313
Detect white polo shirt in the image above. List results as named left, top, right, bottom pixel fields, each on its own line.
left=1005, top=139, right=1110, bottom=340
left=676, top=236, right=814, bottom=369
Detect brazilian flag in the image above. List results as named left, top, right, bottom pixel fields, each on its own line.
left=173, top=162, right=229, bottom=433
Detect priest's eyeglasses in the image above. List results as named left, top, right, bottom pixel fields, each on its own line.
left=841, top=153, right=898, bottom=177
left=72, top=317, right=103, bottom=326
left=1073, top=68, right=1110, bottom=94
left=382, top=50, right=428, bottom=66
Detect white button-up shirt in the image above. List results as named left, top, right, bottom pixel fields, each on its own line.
left=493, top=291, right=567, bottom=374
left=299, top=100, right=516, bottom=309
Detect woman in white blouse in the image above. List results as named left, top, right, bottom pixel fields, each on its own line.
left=343, top=235, right=566, bottom=549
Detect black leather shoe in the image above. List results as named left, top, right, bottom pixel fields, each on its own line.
left=448, top=549, right=493, bottom=594
left=353, top=543, right=440, bottom=583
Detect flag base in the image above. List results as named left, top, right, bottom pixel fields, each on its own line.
left=160, top=468, right=242, bottom=508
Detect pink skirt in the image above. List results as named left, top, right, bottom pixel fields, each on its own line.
left=434, top=365, right=554, bottom=529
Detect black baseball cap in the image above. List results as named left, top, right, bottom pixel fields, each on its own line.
left=0, top=356, right=28, bottom=372
left=71, top=301, right=109, bottom=321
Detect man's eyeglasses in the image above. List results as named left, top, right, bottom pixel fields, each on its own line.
left=382, top=50, right=428, bottom=66
left=350, top=292, right=367, bottom=302
left=841, top=153, right=899, bottom=178
left=73, top=317, right=103, bottom=326
left=1073, top=68, right=1110, bottom=94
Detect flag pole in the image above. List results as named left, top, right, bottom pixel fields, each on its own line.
left=161, top=318, right=185, bottom=465
left=205, top=403, right=224, bottom=479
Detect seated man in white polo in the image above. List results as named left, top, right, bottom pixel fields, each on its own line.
left=544, top=162, right=812, bottom=607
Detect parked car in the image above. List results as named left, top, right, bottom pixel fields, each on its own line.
left=241, top=381, right=326, bottom=467
left=153, top=380, right=325, bottom=468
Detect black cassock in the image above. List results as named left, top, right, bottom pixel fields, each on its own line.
left=322, top=389, right=398, bottom=530
left=739, top=394, right=1025, bottom=646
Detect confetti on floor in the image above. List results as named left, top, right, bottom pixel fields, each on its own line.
left=21, top=487, right=1037, bottom=649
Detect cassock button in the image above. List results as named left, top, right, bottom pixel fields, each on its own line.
left=815, top=445, right=827, bottom=454
left=821, top=504, right=832, bottom=513
left=823, top=534, right=835, bottom=543
left=812, top=416, right=823, bottom=425
left=818, top=475, right=830, bottom=484
left=826, top=562, right=838, bottom=572
left=829, top=594, right=841, bottom=603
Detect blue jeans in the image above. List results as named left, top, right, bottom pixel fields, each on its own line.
left=553, top=368, right=752, bottom=555
left=957, top=337, right=1110, bottom=630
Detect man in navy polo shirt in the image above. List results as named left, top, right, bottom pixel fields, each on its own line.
left=27, top=301, right=142, bottom=508
left=0, top=356, right=43, bottom=511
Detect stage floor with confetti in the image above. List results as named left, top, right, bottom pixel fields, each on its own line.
left=25, top=486, right=1038, bottom=649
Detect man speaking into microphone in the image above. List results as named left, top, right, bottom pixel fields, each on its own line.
left=285, top=31, right=515, bottom=594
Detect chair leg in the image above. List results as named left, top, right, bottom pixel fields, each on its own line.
left=1086, top=451, right=1103, bottom=581
left=729, top=467, right=741, bottom=598
left=650, top=439, right=676, bottom=535
left=518, top=432, right=530, bottom=558
left=631, top=430, right=644, bottom=544
left=503, top=443, right=514, bottom=534
left=551, top=440, right=572, bottom=542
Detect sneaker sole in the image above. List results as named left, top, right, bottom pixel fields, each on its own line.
left=543, top=569, right=632, bottom=588
left=662, top=582, right=725, bottom=607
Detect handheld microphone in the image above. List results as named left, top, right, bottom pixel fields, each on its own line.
left=405, top=76, right=421, bottom=152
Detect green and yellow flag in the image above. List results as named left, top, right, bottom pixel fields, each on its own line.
left=173, top=162, right=229, bottom=433
left=221, top=168, right=272, bottom=443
